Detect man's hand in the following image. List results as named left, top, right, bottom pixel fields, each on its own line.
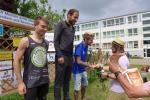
left=85, top=64, right=95, bottom=71
left=58, top=56, right=64, bottom=64
left=18, top=81, right=26, bottom=95
left=87, top=64, right=97, bottom=70
left=89, top=64, right=95, bottom=69
left=100, top=72, right=108, bottom=78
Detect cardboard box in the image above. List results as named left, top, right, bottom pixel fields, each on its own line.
left=125, top=68, right=143, bottom=86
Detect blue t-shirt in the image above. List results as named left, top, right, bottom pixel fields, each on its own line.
left=73, top=42, right=88, bottom=74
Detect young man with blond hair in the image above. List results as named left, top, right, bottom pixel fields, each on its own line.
left=73, top=32, right=96, bottom=100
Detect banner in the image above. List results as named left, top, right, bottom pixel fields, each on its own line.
left=0, top=60, right=12, bottom=71
left=0, top=51, right=12, bottom=61
left=0, top=9, right=33, bottom=26
left=47, top=53, right=55, bottom=62
left=45, top=33, right=55, bottom=52
left=13, top=37, right=22, bottom=47
left=0, top=70, right=12, bottom=80
left=0, top=24, right=3, bottom=36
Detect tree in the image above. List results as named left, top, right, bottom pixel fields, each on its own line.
left=0, top=0, right=16, bottom=12
left=13, top=0, right=63, bottom=31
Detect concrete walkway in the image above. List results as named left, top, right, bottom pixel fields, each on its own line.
left=130, top=58, right=150, bottom=65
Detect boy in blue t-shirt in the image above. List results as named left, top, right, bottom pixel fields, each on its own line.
left=73, top=32, right=96, bottom=100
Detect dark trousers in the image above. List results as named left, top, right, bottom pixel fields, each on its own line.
left=54, top=55, right=73, bottom=100
left=24, top=83, right=49, bottom=100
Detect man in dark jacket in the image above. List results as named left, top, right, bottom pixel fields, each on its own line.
left=54, top=9, right=79, bottom=100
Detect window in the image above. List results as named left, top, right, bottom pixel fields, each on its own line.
left=103, top=43, right=107, bottom=49
left=143, top=20, right=150, bottom=25
left=128, top=28, right=138, bottom=36
left=128, top=15, right=138, bottom=23
left=144, top=40, right=150, bottom=44
left=120, top=18, right=124, bottom=25
left=128, top=29, right=132, bottom=36
left=116, top=30, right=119, bottom=37
left=110, top=19, right=114, bottom=26
left=143, top=27, right=150, bottom=31
left=75, top=35, right=80, bottom=41
left=92, top=23, right=95, bottom=28
left=103, top=21, right=106, bottom=27
left=75, top=25, right=79, bottom=31
left=103, top=32, right=106, bottom=38
left=87, top=24, right=91, bottom=29
left=95, top=32, right=99, bottom=39
left=143, top=34, right=150, bottom=37
left=133, top=28, right=138, bottom=35
left=134, top=41, right=138, bottom=48
left=115, top=19, right=119, bottom=25
left=120, top=30, right=124, bottom=37
left=96, top=43, right=99, bottom=48
left=127, top=41, right=138, bottom=48
left=81, top=25, right=85, bottom=31
left=107, top=20, right=111, bottom=27
left=95, top=22, right=98, bottom=28
left=133, top=15, right=137, bottom=23
left=92, top=44, right=95, bottom=47
left=107, top=31, right=110, bottom=38
left=104, top=18, right=125, bottom=27
left=128, top=16, right=132, bottom=23
left=128, top=41, right=133, bottom=48
left=81, top=22, right=98, bottom=30
left=91, top=22, right=98, bottom=29
left=143, top=13, right=150, bottom=18
left=93, top=43, right=99, bottom=49
left=103, top=43, right=111, bottom=49
left=112, top=31, right=115, bottom=37
left=85, top=24, right=88, bottom=29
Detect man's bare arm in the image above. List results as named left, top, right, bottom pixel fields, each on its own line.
left=14, top=37, right=28, bottom=83
left=76, top=56, right=90, bottom=67
left=117, top=73, right=149, bottom=98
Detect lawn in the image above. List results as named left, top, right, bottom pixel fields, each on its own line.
left=1, top=65, right=150, bottom=100
left=0, top=75, right=109, bottom=100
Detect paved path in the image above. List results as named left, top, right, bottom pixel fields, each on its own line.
left=130, top=58, right=150, bottom=65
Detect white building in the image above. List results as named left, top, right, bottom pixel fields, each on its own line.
left=74, top=11, right=150, bottom=58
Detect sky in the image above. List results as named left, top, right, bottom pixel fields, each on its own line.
left=48, top=0, right=150, bottom=23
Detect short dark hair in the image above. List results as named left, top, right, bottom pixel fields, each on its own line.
left=34, top=16, right=49, bottom=26
left=67, top=9, right=79, bottom=16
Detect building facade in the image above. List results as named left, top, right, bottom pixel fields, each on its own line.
left=74, top=11, right=150, bottom=58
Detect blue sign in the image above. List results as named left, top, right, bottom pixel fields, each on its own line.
left=0, top=24, right=3, bottom=36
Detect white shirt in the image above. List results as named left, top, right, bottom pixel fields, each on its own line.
left=110, top=55, right=130, bottom=93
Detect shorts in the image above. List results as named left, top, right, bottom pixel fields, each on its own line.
left=73, top=71, right=88, bottom=91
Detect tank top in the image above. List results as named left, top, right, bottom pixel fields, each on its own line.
left=23, top=37, right=49, bottom=88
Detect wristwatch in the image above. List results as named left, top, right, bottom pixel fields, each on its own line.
left=114, top=71, right=121, bottom=79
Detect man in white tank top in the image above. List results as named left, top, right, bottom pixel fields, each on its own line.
left=101, top=38, right=130, bottom=100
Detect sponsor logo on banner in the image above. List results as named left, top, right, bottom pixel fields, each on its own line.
left=0, top=9, right=33, bottom=26
left=0, top=60, right=12, bottom=71
left=45, top=33, right=55, bottom=52
left=0, top=70, right=12, bottom=80
left=0, top=24, right=3, bottom=36
left=0, top=52, right=12, bottom=61
left=47, top=53, right=55, bottom=62
left=13, top=37, right=22, bottom=47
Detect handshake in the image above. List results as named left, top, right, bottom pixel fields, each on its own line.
left=87, top=63, right=104, bottom=71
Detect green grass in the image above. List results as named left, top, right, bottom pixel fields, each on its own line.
left=0, top=77, right=110, bottom=100
left=1, top=65, right=150, bottom=100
